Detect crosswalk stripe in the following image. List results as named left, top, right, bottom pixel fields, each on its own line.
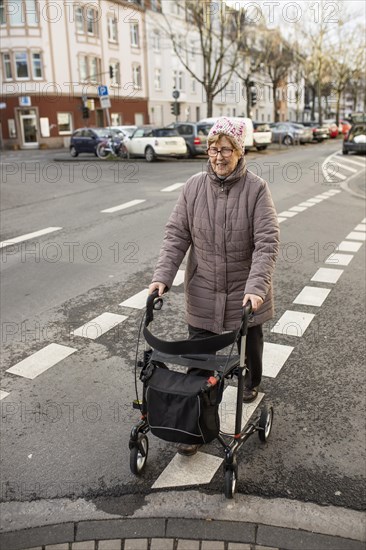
left=0, top=390, right=10, bottom=400
left=337, top=241, right=362, bottom=252
left=72, top=312, right=127, bottom=339
left=306, top=197, right=325, bottom=203
left=289, top=206, right=307, bottom=212
left=172, top=270, right=185, bottom=286
left=271, top=310, right=315, bottom=337
left=119, top=288, right=149, bottom=309
left=311, top=268, right=344, bottom=283
left=263, top=343, right=294, bottom=378
left=325, top=253, right=353, bottom=266
left=161, top=183, right=185, bottom=192
left=354, top=224, right=366, bottom=232
left=298, top=201, right=315, bottom=207
left=335, top=156, right=366, bottom=168
left=278, top=211, right=298, bottom=218
left=345, top=231, right=366, bottom=241
left=0, top=227, right=62, bottom=249
left=101, top=199, right=145, bottom=213
left=277, top=217, right=287, bottom=223
left=6, top=344, right=77, bottom=380
left=332, top=162, right=357, bottom=173
left=293, top=286, right=331, bottom=307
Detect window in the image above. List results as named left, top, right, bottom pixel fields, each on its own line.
left=2, top=53, right=12, bottom=79
left=79, top=55, right=88, bottom=81
left=89, top=57, right=99, bottom=82
left=31, top=52, right=42, bottom=78
left=154, top=68, right=161, bottom=90
left=177, top=71, right=184, bottom=91
left=9, top=0, right=23, bottom=25
left=86, top=7, right=98, bottom=36
left=132, top=64, right=142, bottom=89
left=191, top=77, right=196, bottom=93
left=130, top=23, right=139, bottom=47
left=75, top=6, right=84, bottom=33
left=150, top=0, right=159, bottom=11
left=109, top=61, right=120, bottom=85
left=15, top=51, right=29, bottom=78
left=0, top=0, right=6, bottom=24
left=107, top=17, right=118, bottom=42
left=57, top=113, right=73, bottom=135
left=25, top=0, right=38, bottom=26
left=152, top=30, right=160, bottom=52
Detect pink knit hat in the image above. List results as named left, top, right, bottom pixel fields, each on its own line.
left=208, top=117, right=246, bottom=151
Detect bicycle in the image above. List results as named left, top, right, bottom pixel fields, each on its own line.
left=96, top=135, right=129, bottom=159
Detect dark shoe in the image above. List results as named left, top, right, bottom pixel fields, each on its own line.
left=243, top=387, right=258, bottom=403
left=177, top=443, right=200, bottom=456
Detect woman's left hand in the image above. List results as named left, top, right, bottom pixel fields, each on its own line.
left=243, top=293, right=264, bottom=312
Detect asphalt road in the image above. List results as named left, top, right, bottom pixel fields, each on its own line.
left=0, top=141, right=365, bottom=513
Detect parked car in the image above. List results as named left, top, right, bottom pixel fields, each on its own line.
left=302, top=122, right=330, bottom=142
left=124, top=126, right=187, bottom=161
left=339, top=120, right=352, bottom=136
left=252, top=122, right=272, bottom=150
left=269, top=122, right=312, bottom=145
left=112, top=125, right=138, bottom=138
left=198, top=117, right=255, bottom=151
left=167, top=122, right=212, bottom=157
left=69, top=127, right=123, bottom=157
left=342, top=122, right=366, bottom=155
left=323, top=120, right=339, bottom=138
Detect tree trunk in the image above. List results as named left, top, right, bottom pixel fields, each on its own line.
left=317, top=80, right=323, bottom=125
left=311, top=87, right=316, bottom=121
left=273, top=86, right=279, bottom=122
left=206, top=90, right=214, bottom=118
left=335, top=91, right=341, bottom=125
left=246, top=82, right=251, bottom=117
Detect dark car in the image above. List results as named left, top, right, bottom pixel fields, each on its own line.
left=69, top=127, right=123, bottom=157
left=168, top=122, right=212, bottom=157
left=342, top=122, right=366, bottom=155
left=302, top=122, right=330, bottom=142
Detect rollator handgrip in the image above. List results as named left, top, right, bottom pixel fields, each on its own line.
left=145, top=289, right=161, bottom=326
left=240, top=300, right=252, bottom=336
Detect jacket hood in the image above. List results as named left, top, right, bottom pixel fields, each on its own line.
left=207, top=156, right=246, bottom=187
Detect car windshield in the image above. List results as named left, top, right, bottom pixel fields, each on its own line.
left=93, top=128, right=112, bottom=137
left=196, top=125, right=211, bottom=136
left=153, top=129, right=179, bottom=137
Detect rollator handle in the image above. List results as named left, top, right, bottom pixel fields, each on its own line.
left=240, top=300, right=252, bottom=336
left=145, top=289, right=163, bottom=326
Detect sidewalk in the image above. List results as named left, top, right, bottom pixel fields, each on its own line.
left=1, top=491, right=365, bottom=550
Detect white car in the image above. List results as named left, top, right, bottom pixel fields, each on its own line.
left=253, top=122, right=272, bottom=151
left=125, top=126, right=187, bottom=161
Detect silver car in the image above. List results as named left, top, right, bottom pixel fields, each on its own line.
left=270, top=122, right=313, bottom=145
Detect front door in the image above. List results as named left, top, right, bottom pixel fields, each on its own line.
left=20, top=112, right=38, bottom=148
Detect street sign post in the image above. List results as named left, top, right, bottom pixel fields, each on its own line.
left=172, top=89, right=180, bottom=122
left=98, top=85, right=109, bottom=97
left=100, top=96, right=111, bottom=109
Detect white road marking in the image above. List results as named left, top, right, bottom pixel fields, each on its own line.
left=161, top=183, right=185, bottom=192
left=263, top=342, right=294, bottom=378
left=314, top=194, right=330, bottom=199
left=277, top=217, right=287, bottom=223
left=361, top=218, right=366, bottom=224
left=337, top=241, right=362, bottom=253
left=72, top=312, right=127, bottom=340
left=289, top=206, right=307, bottom=212
left=119, top=288, right=149, bottom=309
left=306, top=198, right=324, bottom=203
left=101, top=199, right=145, bottom=213
left=345, top=231, right=366, bottom=241
left=271, top=310, right=315, bottom=337
left=278, top=211, right=298, bottom=218
left=172, top=270, right=185, bottom=286
left=311, top=268, right=344, bottom=284
left=152, top=388, right=264, bottom=489
left=0, top=227, right=62, bottom=249
left=331, top=172, right=347, bottom=181
left=354, top=224, right=366, bottom=232
left=0, top=390, right=10, bottom=400
left=293, top=286, right=331, bottom=307
left=335, top=156, right=366, bottom=168
left=152, top=451, right=223, bottom=489
left=325, top=253, right=353, bottom=266
left=332, top=162, right=357, bottom=173
left=298, top=201, right=315, bottom=207
left=6, top=344, right=77, bottom=380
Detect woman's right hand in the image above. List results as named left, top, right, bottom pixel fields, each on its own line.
left=148, top=282, right=167, bottom=297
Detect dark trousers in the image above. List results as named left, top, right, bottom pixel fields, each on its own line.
left=188, top=324, right=263, bottom=389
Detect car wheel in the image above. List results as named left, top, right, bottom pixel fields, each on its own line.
left=186, top=145, right=194, bottom=158
left=145, top=146, right=155, bottom=162
left=342, top=149, right=349, bottom=155
left=70, top=146, right=78, bottom=157
left=283, top=135, right=293, bottom=146
left=256, top=146, right=267, bottom=151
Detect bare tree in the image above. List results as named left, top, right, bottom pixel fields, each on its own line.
left=158, top=1, right=246, bottom=117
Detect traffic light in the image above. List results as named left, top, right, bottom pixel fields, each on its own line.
left=109, top=66, right=114, bottom=78
left=250, top=88, right=257, bottom=106
left=170, top=102, right=180, bottom=116
left=82, top=106, right=90, bottom=119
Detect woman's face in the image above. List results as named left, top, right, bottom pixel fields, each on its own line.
left=208, top=136, right=242, bottom=178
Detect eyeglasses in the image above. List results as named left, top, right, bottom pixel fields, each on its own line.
left=207, top=147, right=234, bottom=157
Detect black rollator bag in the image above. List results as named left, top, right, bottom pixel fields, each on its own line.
left=144, top=365, right=222, bottom=445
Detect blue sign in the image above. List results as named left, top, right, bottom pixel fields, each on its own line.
left=98, top=85, right=109, bottom=97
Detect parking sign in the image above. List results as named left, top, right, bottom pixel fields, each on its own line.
left=98, top=85, right=109, bottom=97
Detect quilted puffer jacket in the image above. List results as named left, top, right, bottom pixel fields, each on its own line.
left=152, top=157, right=280, bottom=333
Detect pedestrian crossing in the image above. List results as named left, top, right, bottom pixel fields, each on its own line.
left=322, top=151, right=366, bottom=184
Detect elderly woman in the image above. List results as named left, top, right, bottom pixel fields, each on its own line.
left=149, top=117, right=279, bottom=455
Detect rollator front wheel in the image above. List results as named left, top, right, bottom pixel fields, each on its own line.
left=258, top=406, right=274, bottom=443
left=224, top=467, right=237, bottom=499
left=130, top=434, right=149, bottom=475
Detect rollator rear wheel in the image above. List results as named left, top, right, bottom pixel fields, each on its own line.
left=130, top=434, right=149, bottom=475
left=224, top=467, right=237, bottom=499
left=258, top=406, right=274, bottom=443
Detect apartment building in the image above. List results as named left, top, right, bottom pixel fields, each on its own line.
left=0, top=0, right=149, bottom=149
